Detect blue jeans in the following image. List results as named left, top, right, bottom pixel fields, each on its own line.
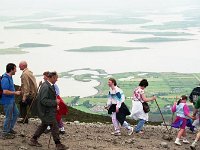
left=134, top=119, right=146, bottom=133
left=3, top=103, right=19, bottom=133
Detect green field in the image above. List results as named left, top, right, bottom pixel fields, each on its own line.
left=61, top=69, right=200, bottom=122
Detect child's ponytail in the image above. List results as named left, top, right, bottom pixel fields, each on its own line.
left=177, top=95, right=188, bottom=105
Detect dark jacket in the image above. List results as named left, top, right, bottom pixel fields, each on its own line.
left=108, top=103, right=130, bottom=125
left=33, top=81, right=57, bottom=124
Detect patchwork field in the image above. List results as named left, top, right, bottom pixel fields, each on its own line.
left=62, top=69, right=200, bottom=122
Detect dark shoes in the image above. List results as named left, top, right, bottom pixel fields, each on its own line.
left=28, top=138, right=42, bottom=147
left=2, top=133, right=15, bottom=139
left=8, top=129, right=17, bottom=134
left=56, top=144, right=68, bottom=150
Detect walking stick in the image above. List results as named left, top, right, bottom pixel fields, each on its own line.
left=48, top=123, right=54, bottom=148
left=23, top=86, right=40, bottom=124
left=155, top=99, right=170, bottom=134
left=48, top=132, right=52, bottom=148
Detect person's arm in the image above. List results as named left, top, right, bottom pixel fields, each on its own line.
left=2, top=78, right=21, bottom=95
left=3, top=90, right=20, bottom=96
left=141, top=94, right=156, bottom=102
left=184, top=105, right=196, bottom=120
left=171, top=104, right=176, bottom=113
left=105, top=93, right=112, bottom=110
left=40, top=86, right=57, bottom=107
left=21, top=74, right=30, bottom=101
left=193, top=98, right=200, bottom=116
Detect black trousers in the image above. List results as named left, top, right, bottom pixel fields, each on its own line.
left=19, top=98, right=32, bottom=121
left=33, top=122, right=61, bottom=144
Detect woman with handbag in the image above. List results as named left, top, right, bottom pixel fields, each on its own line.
left=130, top=79, right=156, bottom=134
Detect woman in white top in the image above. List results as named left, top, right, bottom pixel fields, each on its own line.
left=131, top=79, right=156, bottom=133
left=106, top=78, right=133, bottom=136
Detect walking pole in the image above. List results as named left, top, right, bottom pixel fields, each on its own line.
left=155, top=99, right=170, bottom=134
left=48, top=123, right=54, bottom=148
left=23, top=86, right=40, bottom=124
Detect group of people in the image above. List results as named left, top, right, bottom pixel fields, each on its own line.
left=105, top=78, right=200, bottom=150
left=0, top=62, right=200, bottom=150
left=0, top=62, right=68, bottom=150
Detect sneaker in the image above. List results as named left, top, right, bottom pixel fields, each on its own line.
left=17, top=119, right=28, bottom=124
left=190, top=142, right=197, bottom=150
left=128, top=127, right=134, bottom=136
left=8, top=129, right=17, bottom=134
left=59, top=127, right=65, bottom=135
left=175, top=140, right=182, bottom=146
left=56, top=143, right=68, bottom=150
left=111, top=131, right=121, bottom=136
left=183, top=139, right=190, bottom=144
left=28, top=138, right=42, bottom=147
left=2, top=133, right=15, bottom=139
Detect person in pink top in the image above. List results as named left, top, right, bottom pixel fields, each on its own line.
left=171, top=95, right=196, bottom=146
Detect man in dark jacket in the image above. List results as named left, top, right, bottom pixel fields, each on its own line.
left=28, top=72, right=68, bottom=150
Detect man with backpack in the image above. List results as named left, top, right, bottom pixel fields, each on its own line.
left=0, top=63, right=21, bottom=138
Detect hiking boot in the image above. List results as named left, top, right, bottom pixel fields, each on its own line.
left=128, top=127, right=134, bottom=136
left=2, top=133, right=15, bottom=139
left=190, top=142, right=197, bottom=150
left=9, top=129, right=17, bottom=134
left=56, top=143, right=68, bottom=150
left=28, top=138, right=42, bottom=147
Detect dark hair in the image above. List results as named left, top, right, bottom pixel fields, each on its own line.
left=47, top=71, right=58, bottom=78
left=43, top=71, right=49, bottom=76
left=109, top=78, right=117, bottom=86
left=177, top=95, right=188, bottom=105
left=6, top=63, right=16, bottom=73
left=139, top=79, right=149, bottom=87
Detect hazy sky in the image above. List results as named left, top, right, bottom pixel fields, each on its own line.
left=0, top=0, right=200, bottom=15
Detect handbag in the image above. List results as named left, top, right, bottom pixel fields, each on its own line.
left=141, top=101, right=150, bottom=113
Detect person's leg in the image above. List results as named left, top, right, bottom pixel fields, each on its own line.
left=175, top=129, right=185, bottom=145
left=111, top=112, right=120, bottom=133
left=3, top=104, right=13, bottom=133
left=134, top=119, right=146, bottom=133
left=191, top=131, right=200, bottom=148
left=122, top=121, right=131, bottom=130
left=20, top=101, right=28, bottom=120
left=10, top=103, right=19, bottom=130
left=182, top=130, right=190, bottom=144
left=58, top=119, right=65, bottom=134
left=32, top=123, right=48, bottom=140
left=50, top=123, right=61, bottom=144
left=122, top=121, right=133, bottom=135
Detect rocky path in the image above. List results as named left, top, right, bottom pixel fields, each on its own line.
left=0, top=119, right=199, bottom=150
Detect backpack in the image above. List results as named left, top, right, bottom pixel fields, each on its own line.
left=0, top=75, right=3, bottom=100
left=0, top=75, right=3, bottom=105
left=0, top=75, right=10, bottom=104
